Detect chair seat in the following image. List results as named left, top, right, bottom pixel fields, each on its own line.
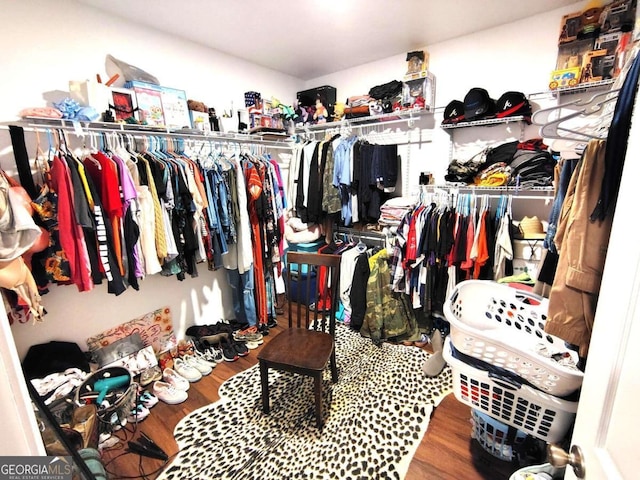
left=258, top=329, right=334, bottom=372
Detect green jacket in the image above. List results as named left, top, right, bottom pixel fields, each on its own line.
left=361, top=250, right=418, bottom=345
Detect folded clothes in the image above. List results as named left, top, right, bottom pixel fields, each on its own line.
left=287, top=216, right=311, bottom=232
left=285, top=219, right=322, bottom=244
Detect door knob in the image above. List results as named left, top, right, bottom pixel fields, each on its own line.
left=547, top=443, right=586, bottom=479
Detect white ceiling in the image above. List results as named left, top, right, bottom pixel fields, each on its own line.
left=75, top=0, right=583, bottom=80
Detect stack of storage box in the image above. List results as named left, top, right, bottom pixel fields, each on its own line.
left=442, top=280, right=583, bottom=457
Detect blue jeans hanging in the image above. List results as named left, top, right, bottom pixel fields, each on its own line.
left=227, top=267, right=258, bottom=327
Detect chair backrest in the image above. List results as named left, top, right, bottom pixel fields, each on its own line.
left=285, top=251, right=341, bottom=335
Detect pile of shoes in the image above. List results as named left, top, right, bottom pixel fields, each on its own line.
left=136, top=338, right=218, bottom=406
left=185, top=321, right=264, bottom=362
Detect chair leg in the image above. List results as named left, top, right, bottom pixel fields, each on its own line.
left=259, top=361, right=270, bottom=414
left=314, top=372, right=323, bottom=429
left=330, top=351, right=338, bottom=383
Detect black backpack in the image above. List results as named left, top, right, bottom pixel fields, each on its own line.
left=483, top=140, right=519, bottom=169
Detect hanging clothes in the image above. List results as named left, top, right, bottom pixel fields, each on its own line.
left=546, top=139, right=611, bottom=358
left=361, top=249, right=417, bottom=345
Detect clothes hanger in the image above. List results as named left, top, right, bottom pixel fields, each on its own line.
left=534, top=90, right=619, bottom=141
left=532, top=88, right=620, bottom=125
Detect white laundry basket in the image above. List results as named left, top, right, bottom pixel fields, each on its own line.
left=444, top=280, right=583, bottom=397
left=444, top=337, right=578, bottom=443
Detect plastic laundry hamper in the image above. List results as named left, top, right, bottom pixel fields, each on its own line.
left=471, top=409, right=528, bottom=462
left=444, top=280, right=583, bottom=397
left=444, top=337, right=578, bottom=443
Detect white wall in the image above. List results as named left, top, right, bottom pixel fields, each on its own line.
left=0, top=0, right=305, bottom=359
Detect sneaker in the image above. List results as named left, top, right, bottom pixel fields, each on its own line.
left=220, top=339, right=239, bottom=362
left=233, top=326, right=264, bottom=344
left=183, top=355, right=213, bottom=375
left=205, top=346, right=224, bottom=363
left=267, top=317, right=278, bottom=329
left=193, top=349, right=218, bottom=368
left=245, top=341, right=260, bottom=350
left=173, top=358, right=202, bottom=382
left=127, top=404, right=150, bottom=423
left=152, top=381, right=188, bottom=405
left=162, top=367, right=190, bottom=391
left=232, top=340, right=249, bottom=357
left=139, top=366, right=162, bottom=387
left=139, top=390, right=159, bottom=409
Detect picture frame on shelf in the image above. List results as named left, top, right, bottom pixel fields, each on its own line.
left=109, top=87, right=138, bottom=122
left=159, top=86, right=191, bottom=129
left=126, top=82, right=165, bottom=127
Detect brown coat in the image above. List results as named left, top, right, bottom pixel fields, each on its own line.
left=545, top=140, right=613, bottom=357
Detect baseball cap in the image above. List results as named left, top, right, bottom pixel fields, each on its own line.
left=463, top=88, right=497, bottom=121
left=442, top=100, right=465, bottom=124
left=496, top=91, right=532, bottom=121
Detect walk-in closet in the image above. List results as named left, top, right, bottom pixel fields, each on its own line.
left=1, top=1, right=639, bottom=479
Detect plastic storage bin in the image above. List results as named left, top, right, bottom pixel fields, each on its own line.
left=443, top=337, right=578, bottom=442
left=286, top=239, right=325, bottom=275
left=444, top=280, right=583, bottom=396
left=471, top=409, right=527, bottom=462
left=285, top=269, right=317, bottom=306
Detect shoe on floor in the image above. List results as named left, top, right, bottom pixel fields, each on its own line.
left=162, top=367, right=190, bottom=391
left=152, top=381, right=188, bottom=405
left=127, top=404, right=150, bottom=423
left=173, top=358, right=202, bottom=382
left=220, top=339, right=239, bottom=362
left=233, top=326, right=263, bottom=344
left=139, top=390, right=159, bottom=409
left=193, top=349, right=218, bottom=368
left=211, top=347, right=225, bottom=363
left=139, top=365, right=162, bottom=387
left=232, top=340, right=249, bottom=357
left=183, top=354, right=213, bottom=375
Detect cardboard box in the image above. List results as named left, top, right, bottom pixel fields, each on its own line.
left=190, top=110, right=210, bottom=132
left=125, top=81, right=165, bottom=127
left=549, top=67, right=581, bottom=89
left=69, top=80, right=110, bottom=111
left=558, top=11, right=583, bottom=44
left=581, top=49, right=609, bottom=82
left=159, top=86, right=191, bottom=129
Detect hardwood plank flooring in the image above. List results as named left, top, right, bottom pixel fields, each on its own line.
left=101, top=320, right=518, bottom=480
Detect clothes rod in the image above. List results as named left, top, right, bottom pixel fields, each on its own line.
left=336, top=226, right=387, bottom=242
left=0, top=121, right=293, bottom=148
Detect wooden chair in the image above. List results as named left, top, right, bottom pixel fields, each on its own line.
left=257, top=251, right=341, bottom=428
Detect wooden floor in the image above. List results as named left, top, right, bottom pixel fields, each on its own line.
left=102, top=321, right=518, bottom=480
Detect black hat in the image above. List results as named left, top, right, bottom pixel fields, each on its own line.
left=442, top=100, right=465, bottom=124
left=496, top=91, right=532, bottom=121
left=463, top=88, right=496, bottom=121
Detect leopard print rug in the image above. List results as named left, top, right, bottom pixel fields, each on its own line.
left=157, top=324, right=452, bottom=480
